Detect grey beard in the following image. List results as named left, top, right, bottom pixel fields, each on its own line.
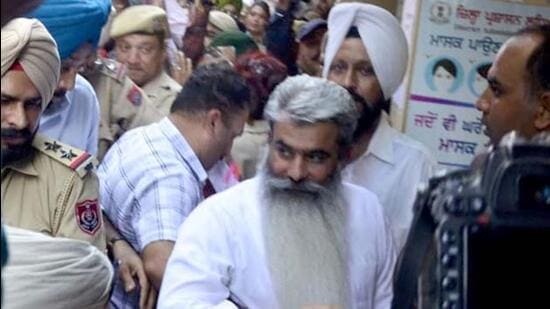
left=260, top=165, right=349, bottom=309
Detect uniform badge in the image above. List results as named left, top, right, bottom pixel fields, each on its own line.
left=152, top=16, right=166, bottom=33
left=75, top=199, right=101, bottom=235
left=44, top=141, right=61, bottom=152
left=127, top=85, right=142, bottom=106
left=60, top=149, right=77, bottom=160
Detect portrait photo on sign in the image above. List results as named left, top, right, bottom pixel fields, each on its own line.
left=425, top=56, right=463, bottom=95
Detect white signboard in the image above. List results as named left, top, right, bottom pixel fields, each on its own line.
left=403, top=0, right=549, bottom=169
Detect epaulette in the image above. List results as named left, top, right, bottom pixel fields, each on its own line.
left=32, top=134, right=98, bottom=178
left=95, top=57, right=127, bottom=83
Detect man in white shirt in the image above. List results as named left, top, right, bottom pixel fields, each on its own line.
left=323, top=3, right=437, bottom=249
left=158, top=75, right=396, bottom=309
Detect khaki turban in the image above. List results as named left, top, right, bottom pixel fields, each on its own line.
left=1, top=18, right=60, bottom=110
left=209, top=10, right=239, bottom=33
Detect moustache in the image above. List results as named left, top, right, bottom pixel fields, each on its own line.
left=345, top=88, right=367, bottom=107
left=266, top=177, right=327, bottom=195
left=1, top=128, right=32, bottom=140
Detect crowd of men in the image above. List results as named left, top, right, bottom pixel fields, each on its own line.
left=1, top=0, right=548, bottom=308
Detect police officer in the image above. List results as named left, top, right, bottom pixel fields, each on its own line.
left=109, top=5, right=182, bottom=116
left=86, top=56, right=163, bottom=160
left=29, top=0, right=163, bottom=160
left=1, top=18, right=105, bottom=250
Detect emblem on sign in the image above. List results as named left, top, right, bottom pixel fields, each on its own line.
left=75, top=199, right=101, bottom=235
left=429, top=1, right=452, bottom=24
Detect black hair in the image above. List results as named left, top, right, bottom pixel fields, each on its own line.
left=347, top=89, right=382, bottom=142
left=170, top=62, right=251, bottom=118
left=250, top=1, right=270, bottom=20
left=516, top=24, right=550, bottom=94
left=432, top=58, right=457, bottom=77
left=346, top=26, right=361, bottom=39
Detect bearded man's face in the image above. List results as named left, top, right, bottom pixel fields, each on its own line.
left=1, top=71, right=42, bottom=164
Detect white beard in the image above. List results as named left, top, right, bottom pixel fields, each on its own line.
left=260, top=164, right=349, bottom=309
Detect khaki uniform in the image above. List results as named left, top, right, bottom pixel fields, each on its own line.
left=1, top=134, right=106, bottom=251
left=85, top=57, right=163, bottom=159
left=143, top=71, right=182, bottom=116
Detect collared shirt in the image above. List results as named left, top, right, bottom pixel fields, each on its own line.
left=142, top=71, right=182, bottom=116
left=343, top=114, right=437, bottom=250
left=158, top=177, right=396, bottom=309
left=1, top=134, right=105, bottom=251
left=98, top=117, right=208, bottom=309
left=40, top=74, right=100, bottom=156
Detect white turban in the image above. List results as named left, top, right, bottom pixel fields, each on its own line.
left=1, top=18, right=60, bottom=110
left=2, top=226, right=113, bottom=309
left=322, top=3, right=408, bottom=100
left=209, top=10, right=239, bottom=33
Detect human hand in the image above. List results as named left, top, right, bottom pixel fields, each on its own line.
left=170, top=51, right=194, bottom=85
left=142, top=285, right=157, bottom=309
left=113, top=240, right=155, bottom=309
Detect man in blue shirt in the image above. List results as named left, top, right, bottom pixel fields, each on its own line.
left=28, top=0, right=110, bottom=155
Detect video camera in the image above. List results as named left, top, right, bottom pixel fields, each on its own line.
left=392, top=133, right=550, bottom=309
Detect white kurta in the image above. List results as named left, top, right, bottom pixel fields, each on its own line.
left=158, top=177, right=396, bottom=309
left=343, top=115, right=437, bottom=250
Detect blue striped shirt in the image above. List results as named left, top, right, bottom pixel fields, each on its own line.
left=98, top=117, right=208, bottom=309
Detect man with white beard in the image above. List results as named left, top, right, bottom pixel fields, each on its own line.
left=158, top=75, right=396, bottom=309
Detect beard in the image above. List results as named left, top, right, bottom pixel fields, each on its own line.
left=53, top=88, right=67, bottom=99
left=345, top=88, right=383, bottom=142
left=1, top=127, right=36, bottom=165
left=260, top=160, right=349, bottom=308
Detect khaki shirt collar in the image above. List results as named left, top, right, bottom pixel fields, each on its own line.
left=143, top=72, right=165, bottom=92
left=143, top=71, right=180, bottom=94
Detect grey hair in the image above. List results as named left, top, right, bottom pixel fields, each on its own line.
left=264, top=75, right=358, bottom=148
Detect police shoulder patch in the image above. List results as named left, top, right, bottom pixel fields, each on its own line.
left=33, top=134, right=97, bottom=178
left=127, top=84, right=143, bottom=106
left=75, top=199, right=101, bottom=235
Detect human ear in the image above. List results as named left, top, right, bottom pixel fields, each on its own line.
left=205, top=109, right=223, bottom=133
left=533, top=91, right=550, bottom=131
